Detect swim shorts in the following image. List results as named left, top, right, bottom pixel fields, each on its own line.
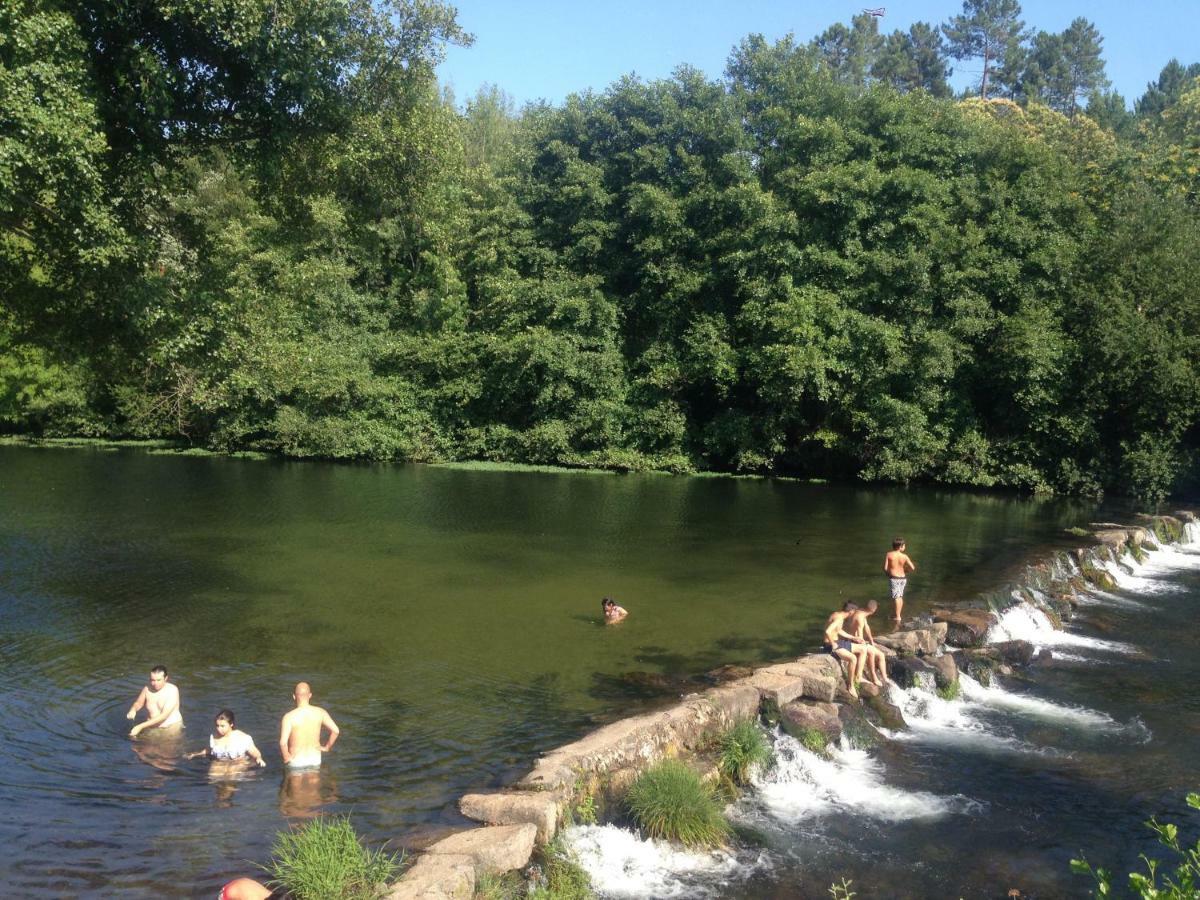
left=889, top=576, right=907, bottom=600
left=287, top=749, right=322, bottom=769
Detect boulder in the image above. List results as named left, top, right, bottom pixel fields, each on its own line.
left=890, top=656, right=939, bottom=691
left=425, top=824, right=537, bottom=878
left=863, top=692, right=907, bottom=731
left=1092, top=529, right=1130, bottom=551
left=857, top=680, right=880, bottom=698
left=459, top=793, right=559, bottom=844
left=875, top=622, right=948, bottom=656
left=927, top=653, right=959, bottom=689
left=930, top=608, right=996, bottom=647
left=386, top=853, right=475, bottom=900
left=990, top=640, right=1035, bottom=666
left=792, top=654, right=846, bottom=702
left=780, top=700, right=843, bottom=743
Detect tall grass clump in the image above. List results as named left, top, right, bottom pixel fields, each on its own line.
left=529, top=836, right=595, bottom=900
left=625, top=760, right=730, bottom=848
left=717, top=720, right=772, bottom=787
left=267, top=815, right=400, bottom=899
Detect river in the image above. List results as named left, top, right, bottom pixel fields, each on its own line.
left=0, top=443, right=1177, bottom=896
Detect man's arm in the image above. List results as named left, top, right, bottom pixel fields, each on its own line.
left=279, top=715, right=293, bottom=764
left=864, top=622, right=876, bottom=645
left=320, top=712, right=340, bottom=753
left=883, top=554, right=891, bottom=574
left=126, top=687, right=148, bottom=720
left=130, top=689, right=178, bottom=736
left=905, top=554, right=916, bottom=572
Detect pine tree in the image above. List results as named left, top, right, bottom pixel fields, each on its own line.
left=942, top=0, right=1026, bottom=100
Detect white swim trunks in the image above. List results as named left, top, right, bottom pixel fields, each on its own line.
left=287, top=749, right=322, bottom=769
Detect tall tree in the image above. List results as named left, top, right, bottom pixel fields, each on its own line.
left=1085, top=90, right=1135, bottom=138
left=813, top=14, right=884, bottom=86
left=942, top=0, right=1027, bottom=100
left=1136, top=59, right=1200, bottom=118
left=873, top=22, right=952, bottom=97
left=1058, top=18, right=1108, bottom=117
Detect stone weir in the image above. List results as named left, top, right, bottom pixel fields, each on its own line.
left=385, top=512, right=1196, bottom=899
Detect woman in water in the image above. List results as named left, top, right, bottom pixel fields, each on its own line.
left=187, top=709, right=267, bottom=768
left=602, top=596, right=628, bottom=623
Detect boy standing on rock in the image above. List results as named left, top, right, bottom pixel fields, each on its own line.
left=884, top=538, right=916, bottom=621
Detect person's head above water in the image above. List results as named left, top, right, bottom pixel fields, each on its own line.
left=293, top=682, right=312, bottom=705
left=842, top=601, right=858, bottom=612
left=892, top=538, right=906, bottom=550
left=602, top=597, right=615, bottom=610
left=149, top=665, right=169, bottom=691
left=215, top=709, right=236, bottom=733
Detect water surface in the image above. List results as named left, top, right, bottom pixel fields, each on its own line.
left=0, top=445, right=1104, bottom=895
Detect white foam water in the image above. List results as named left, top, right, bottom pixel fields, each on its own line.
left=958, top=674, right=1148, bottom=738
left=745, top=732, right=977, bottom=824
left=885, top=680, right=1057, bottom=756
left=564, top=823, right=758, bottom=899
left=987, top=603, right=1135, bottom=655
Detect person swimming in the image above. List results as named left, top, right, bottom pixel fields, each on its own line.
left=602, top=596, right=628, bottom=623
left=187, top=709, right=266, bottom=767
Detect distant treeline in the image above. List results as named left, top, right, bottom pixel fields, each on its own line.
left=3, top=1, right=1199, bottom=498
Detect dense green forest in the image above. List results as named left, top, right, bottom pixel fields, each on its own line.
left=3, top=1, right=1199, bottom=498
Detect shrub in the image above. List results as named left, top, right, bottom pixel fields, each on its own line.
left=717, top=720, right=772, bottom=787
left=1071, top=792, right=1200, bottom=898
left=625, top=760, right=730, bottom=848
left=529, top=836, right=595, bottom=900
left=267, top=816, right=400, bottom=900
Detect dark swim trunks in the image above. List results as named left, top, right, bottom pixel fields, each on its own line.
left=827, top=639, right=853, bottom=655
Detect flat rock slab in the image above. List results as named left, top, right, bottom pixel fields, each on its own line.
left=459, top=792, right=559, bottom=844
left=387, top=853, right=475, bottom=900
left=426, top=824, right=537, bottom=877
left=519, top=683, right=760, bottom=793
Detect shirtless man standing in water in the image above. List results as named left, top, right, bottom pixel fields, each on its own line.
left=280, top=682, right=339, bottom=768
left=824, top=602, right=865, bottom=698
left=126, top=665, right=183, bottom=737
left=884, top=538, right=916, bottom=621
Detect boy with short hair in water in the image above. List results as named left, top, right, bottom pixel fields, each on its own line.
left=824, top=602, right=865, bottom=697
left=884, top=538, right=916, bottom=621
left=846, top=600, right=891, bottom=686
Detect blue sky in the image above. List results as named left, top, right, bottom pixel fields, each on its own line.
left=437, top=0, right=1199, bottom=108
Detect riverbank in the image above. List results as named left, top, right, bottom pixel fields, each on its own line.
left=382, top=512, right=1197, bottom=899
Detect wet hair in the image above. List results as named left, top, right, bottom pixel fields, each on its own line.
left=892, top=538, right=905, bottom=550
left=215, top=709, right=236, bottom=728
left=150, top=665, right=168, bottom=677
left=602, top=597, right=615, bottom=609
left=865, top=599, right=879, bottom=612
left=842, top=601, right=858, bottom=612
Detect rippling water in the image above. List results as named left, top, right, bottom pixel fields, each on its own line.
left=0, top=445, right=1117, bottom=895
